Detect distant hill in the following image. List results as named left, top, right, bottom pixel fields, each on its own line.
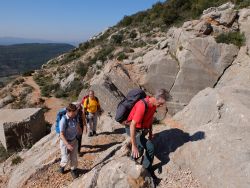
left=0, top=43, right=74, bottom=77
left=0, top=37, right=57, bottom=45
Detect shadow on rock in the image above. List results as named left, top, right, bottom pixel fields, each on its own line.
left=97, top=128, right=126, bottom=136
left=80, top=141, right=122, bottom=155
left=77, top=168, right=89, bottom=176
left=152, top=128, right=205, bottom=172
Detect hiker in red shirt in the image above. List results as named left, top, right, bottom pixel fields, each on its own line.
left=125, top=89, right=168, bottom=180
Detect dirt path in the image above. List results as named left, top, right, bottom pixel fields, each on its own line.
left=23, top=76, right=67, bottom=124
left=22, top=133, right=125, bottom=188
left=44, top=97, right=67, bottom=124
left=24, top=76, right=41, bottom=104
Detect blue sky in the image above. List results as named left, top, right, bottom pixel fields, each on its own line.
left=0, top=0, right=164, bottom=43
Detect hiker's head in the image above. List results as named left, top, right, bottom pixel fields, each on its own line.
left=152, top=89, right=168, bottom=107
left=89, top=90, right=95, bottom=99
left=66, top=103, right=77, bottom=118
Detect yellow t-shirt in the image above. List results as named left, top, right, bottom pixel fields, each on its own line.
left=84, top=97, right=100, bottom=113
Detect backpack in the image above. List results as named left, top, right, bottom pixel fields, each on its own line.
left=115, top=88, right=147, bottom=123
left=55, top=108, right=68, bottom=134
left=81, top=95, right=89, bottom=106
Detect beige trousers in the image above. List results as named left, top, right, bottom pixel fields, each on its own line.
left=60, top=139, right=78, bottom=170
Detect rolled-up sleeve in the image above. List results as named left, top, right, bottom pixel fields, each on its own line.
left=59, top=117, right=66, bottom=133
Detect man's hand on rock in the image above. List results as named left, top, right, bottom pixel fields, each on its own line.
left=131, top=145, right=140, bottom=159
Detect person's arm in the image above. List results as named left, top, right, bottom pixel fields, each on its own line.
left=81, top=110, right=88, bottom=134
left=77, top=123, right=82, bottom=135
left=76, top=113, right=82, bottom=134
left=96, top=100, right=102, bottom=116
left=59, top=118, right=73, bottom=151
left=130, top=120, right=140, bottom=158
left=130, top=101, right=145, bottom=158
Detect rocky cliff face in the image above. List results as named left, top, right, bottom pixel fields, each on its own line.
left=0, top=2, right=250, bottom=188
left=165, top=7, right=250, bottom=188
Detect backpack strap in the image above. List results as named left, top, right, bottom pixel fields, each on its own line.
left=95, top=96, right=99, bottom=102
left=62, top=115, right=69, bottom=131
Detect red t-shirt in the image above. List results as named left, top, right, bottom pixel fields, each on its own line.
left=127, top=96, right=156, bottom=129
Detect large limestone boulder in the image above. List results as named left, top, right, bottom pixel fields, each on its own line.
left=60, top=72, right=76, bottom=89
left=202, top=2, right=237, bottom=27
left=140, top=49, right=179, bottom=94
left=70, top=139, right=154, bottom=188
left=0, top=108, right=46, bottom=151
left=0, top=132, right=59, bottom=188
left=96, top=157, right=154, bottom=188
left=239, top=8, right=250, bottom=48
left=168, top=46, right=250, bottom=188
left=79, top=61, right=138, bottom=117
left=157, top=28, right=239, bottom=114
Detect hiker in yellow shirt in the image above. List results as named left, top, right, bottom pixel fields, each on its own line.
left=84, top=90, right=101, bottom=137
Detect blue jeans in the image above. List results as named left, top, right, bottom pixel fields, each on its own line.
left=125, top=127, right=154, bottom=169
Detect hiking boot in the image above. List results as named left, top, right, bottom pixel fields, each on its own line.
left=147, top=167, right=161, bottom=185
left=58, top=166, right=65, bottom=174
left=71, top=169, right=79, bottom=179
left=93, top=131, right=97, bottom=136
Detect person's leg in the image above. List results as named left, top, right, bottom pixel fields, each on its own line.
left=139, top=136, right=154, bottom=169
left=69, top=139, right=79, bottom=179
left=76, top=134, right=82, bottom=153
left=87, top=114, right=93, bottom=136
left=139, top=136, right=159, bottom=181
left=93, top=113, right=98, bottom=135
left=59, top=140, right=69, bottom=173
left=69, top=140, right=78, bottom=170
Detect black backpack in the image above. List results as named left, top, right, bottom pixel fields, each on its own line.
left=115, top=88, right=147, bottom=123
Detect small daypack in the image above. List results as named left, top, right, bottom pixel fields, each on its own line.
left=81, top=95, right=89, bottom=106
left=115, top=88, right=147, bottom=123
left=55, top=108, right=68, bottom=134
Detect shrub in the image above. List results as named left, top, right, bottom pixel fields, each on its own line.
left=117, top=52, right=128, bottom=61
left=79, top=41, right=90, bottom=51
left=118, top=16, right=133, bottom=27
left=13, top=78, right=24, bottom=86
left=215, top=32, right=246, bottom=47
left=41, top=83, right=60, bottom=97
left=11, top=156, right=23, bottom=165
left=76, top=63, right=88, bottom=77
left=41, top=105, right=50, bottom=113
left=235, top=0, right=250, bottom=8
left=131, top=40, right=147, bottom=48
left=129, top=30, right=137, bottom=39
left=22, top=70, right=34, bottom=77
left=33, top=74, right=52, bottom=87
left=55, top=89, right=68, bottom=98
left=111, top=34, right=123, bottom=44
left=65, top=79, right=83, bottom=99
left=83, top=83, right=89, bottom=89
left=88, top=46, right=114, bottom=66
